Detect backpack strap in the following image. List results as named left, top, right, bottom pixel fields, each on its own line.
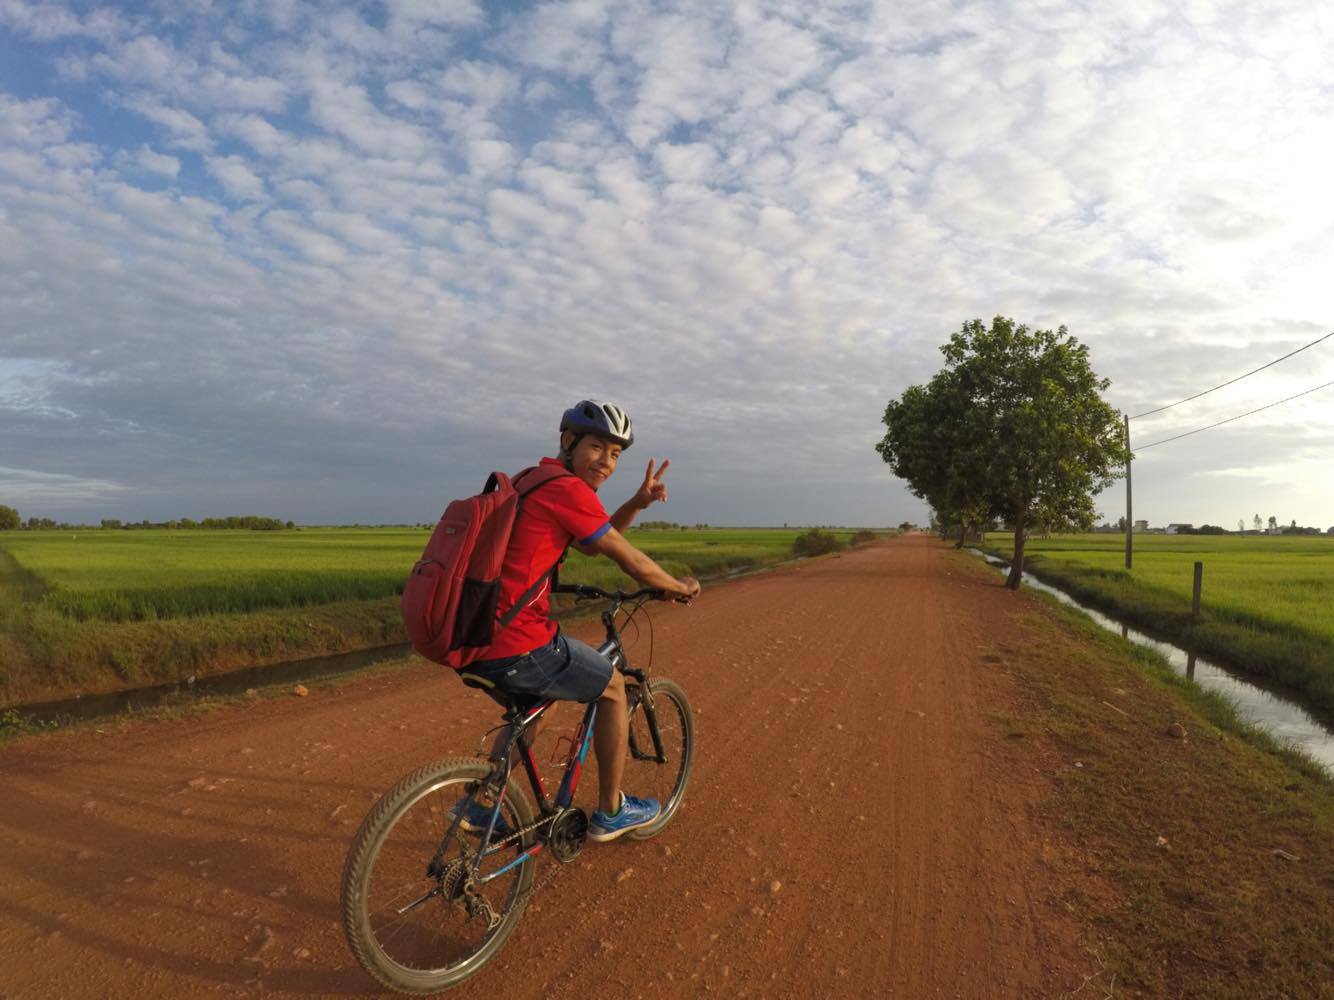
left=494, top=465, right=574, bottom=629
left=511, top=464, right=570, bottom=497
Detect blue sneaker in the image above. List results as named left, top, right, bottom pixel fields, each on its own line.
left=588, top=792, right=660, bottom=842
left=451, top=797, right=513, bottom=838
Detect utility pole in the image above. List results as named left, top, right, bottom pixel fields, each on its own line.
left=1124, top=414, right=1133, bottom=569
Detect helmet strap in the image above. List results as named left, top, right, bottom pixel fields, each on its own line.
left=559, top=432, right=584, bottom=471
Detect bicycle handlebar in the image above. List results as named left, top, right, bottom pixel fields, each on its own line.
left=552, top=583, right=665, bottom=602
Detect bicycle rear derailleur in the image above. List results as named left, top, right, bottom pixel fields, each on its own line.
left=433, top=857, right=502, bottom=930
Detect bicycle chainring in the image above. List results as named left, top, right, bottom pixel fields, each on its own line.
left=547, top=807, right=588, bottom=863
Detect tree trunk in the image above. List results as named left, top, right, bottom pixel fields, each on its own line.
left=1006, top=513, right=1026, bottom=590
left=955, top=523, right=966, bottom=548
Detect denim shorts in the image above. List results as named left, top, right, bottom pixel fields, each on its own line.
left=466, top=632, right=613, bottom=703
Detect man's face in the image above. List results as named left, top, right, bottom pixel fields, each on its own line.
left=565, top=433, right=622, bottom=491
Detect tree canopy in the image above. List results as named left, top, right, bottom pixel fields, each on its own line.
left=877, top=316, right=1130, bottom=588
left=0, top=504, right=19, bottom=530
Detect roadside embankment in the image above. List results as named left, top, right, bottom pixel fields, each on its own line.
left=0, top=595, right=405, bottom=707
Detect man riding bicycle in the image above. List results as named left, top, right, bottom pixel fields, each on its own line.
left=459, top=400, right=701, bottom=841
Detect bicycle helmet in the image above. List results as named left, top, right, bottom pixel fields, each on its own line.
left=559, top=400, right=634, bottom=450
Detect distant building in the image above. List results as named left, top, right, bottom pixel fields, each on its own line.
left=1166, top=523, right=1193, bottom=535
left=1133, top=519, right=1148, bottom=532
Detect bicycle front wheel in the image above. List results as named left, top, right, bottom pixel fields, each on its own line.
left=341, top=757, right=535, bottom=995
left=623, top=678, right=694, bottom=839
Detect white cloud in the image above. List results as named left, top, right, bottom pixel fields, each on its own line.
left=120, top=98, right=213, bottom=152
left=0, top=0, right=130, bottom=43
left=385, top=0, right=483, bottom=29
left=119, top=144, right=180, bottom=179
left=205, top=154, right=266, bottom=201
left=0, top=94, right=76, bottom=147
left=441, top=60, right=520, bottom=108
left=306, top=79, right=437, bottom=159
left=654, top=141, right=718, bottom=183
left=467, top=137, right=515, bottom=176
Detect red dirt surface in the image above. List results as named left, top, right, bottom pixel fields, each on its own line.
left=0, top=536, right=1087, bottom=998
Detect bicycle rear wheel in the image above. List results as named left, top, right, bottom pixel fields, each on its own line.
left=341, top=757, right=535, bottom=994
left=623, top=678, right=694, bottom=839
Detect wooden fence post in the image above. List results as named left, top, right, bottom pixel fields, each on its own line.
left=1191, top=562, right=1203, bottom=622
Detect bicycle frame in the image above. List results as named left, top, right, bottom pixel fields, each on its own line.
left=454, top=592, right=671, bottom=885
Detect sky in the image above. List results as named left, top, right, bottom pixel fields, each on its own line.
left=2, top=0, right=1334, bottom=530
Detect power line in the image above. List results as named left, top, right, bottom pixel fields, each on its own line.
left=1136, top=378, right=1334, bottom=450
left=1130, top=330, right=1334, bottom=419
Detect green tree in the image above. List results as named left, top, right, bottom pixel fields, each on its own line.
left=0, top=504, right=19, bottom=530
left=878, top=316, right=1130, bottom=589
left=877, top=381, right=994, bottom=547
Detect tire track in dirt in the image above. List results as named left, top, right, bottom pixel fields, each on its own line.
left=0, top=536, right=1084, bottom=998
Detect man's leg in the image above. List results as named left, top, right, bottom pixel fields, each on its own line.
left=593, top=668, right=627, bottom=814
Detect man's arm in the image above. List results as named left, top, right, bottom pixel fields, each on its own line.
left=609, top=459, right=670, bottom=534
left=583, top=526, right=700, bottom=600
left=609, top=497, right=643, bottom=535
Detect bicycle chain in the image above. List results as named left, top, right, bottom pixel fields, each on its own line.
left=449, top=818, right=566, bottom=911
left=517, top=854, right=567, bottom=901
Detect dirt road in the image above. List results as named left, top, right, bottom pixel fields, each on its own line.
left=0, top=537, right=1086, bottom=998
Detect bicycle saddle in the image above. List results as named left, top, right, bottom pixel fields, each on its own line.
left=457, top=672, right=544, bottom=714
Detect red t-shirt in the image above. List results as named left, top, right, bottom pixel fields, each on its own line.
left=480, top=457, right=612, bottom=659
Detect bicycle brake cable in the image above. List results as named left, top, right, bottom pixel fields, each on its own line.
left=621, top=597, right=655, bottom=672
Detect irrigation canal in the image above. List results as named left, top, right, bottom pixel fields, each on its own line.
left=971, top=549, right=1334, bottom=773
left=10, top=643, right=413, bottom=726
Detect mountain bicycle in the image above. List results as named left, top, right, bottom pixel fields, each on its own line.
left=340, top=584, right=695, bottom=995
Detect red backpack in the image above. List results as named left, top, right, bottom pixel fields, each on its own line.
left=402, top=465, right=570, bottom=668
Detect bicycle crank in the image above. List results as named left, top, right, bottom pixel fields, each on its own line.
left=547, top=807, right=588, bottom=863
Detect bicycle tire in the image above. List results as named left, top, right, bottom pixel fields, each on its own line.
left=624, top=678, right=694, bottom=839
left=341, top=757, right=535, bottom=994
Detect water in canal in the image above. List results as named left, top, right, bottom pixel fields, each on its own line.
left=970, top=550, right=1334, bottom=773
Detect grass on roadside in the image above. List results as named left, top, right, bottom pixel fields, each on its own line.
left=960, top=547, right=1334, bottom=997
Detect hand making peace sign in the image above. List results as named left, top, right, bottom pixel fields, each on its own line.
left=633, top=458, right=670, bottom=510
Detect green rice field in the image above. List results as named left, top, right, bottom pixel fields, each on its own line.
left=981, top=532, right=1334, bottom=714
left=0, top=526, right=854, bottom=623
left=991, top=533, right=1334, bottom=641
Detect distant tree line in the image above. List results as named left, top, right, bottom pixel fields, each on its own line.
left=100, top=516, right=294, bottom=530
left=0, top=505, right=294, bottom=531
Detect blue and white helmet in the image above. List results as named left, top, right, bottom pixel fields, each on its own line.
left=560, top=400, right=634, bottom=449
